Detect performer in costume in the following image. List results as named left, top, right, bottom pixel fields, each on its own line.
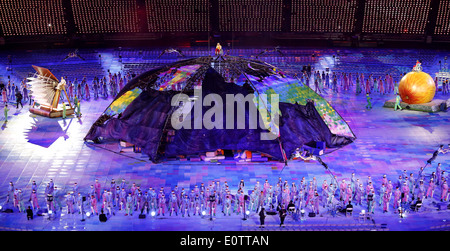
left=61, top=49, right=85, bottom=61
left=413, top=60, right=422, bottom=71
left=215, top=43, right=225, bottom=60
left=366, top=93, right=372, bottom=110
left=157, top=48, right=185, bottom=58
left=394, top=93, right=402, bottom=111
left=62, top=102, right=66, bottom=119
left=4, top=104, right=9, bottom=122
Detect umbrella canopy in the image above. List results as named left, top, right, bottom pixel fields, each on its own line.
left=84, top=56, right=355, bottom=163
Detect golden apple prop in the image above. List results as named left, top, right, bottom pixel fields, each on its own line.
left=398, top=70, right=436, bottom=104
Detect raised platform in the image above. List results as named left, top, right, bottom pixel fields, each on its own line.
left=29, top=105, right=75, bottom=118
left=383, top=98, right=448, bottom=112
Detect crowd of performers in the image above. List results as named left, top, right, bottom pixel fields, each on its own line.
left=4, top=145, right=449, bottom=221
left=58, top=71, right=133, bottom=103
left=0, top=70, right=133, bottom=109
left=0, top=80, right=27, bottom=107
left=294, top=65, right=450, bottom=96
left=0, top=70, right=132, bottom=122
left=1, top=62, right=449, bottom=121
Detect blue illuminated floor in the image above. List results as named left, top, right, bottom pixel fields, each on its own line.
left=0, top=46, right=449, bottom=231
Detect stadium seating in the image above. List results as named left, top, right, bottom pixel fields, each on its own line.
left=362, top=0, right=431, bottom=34
left=0, top=0, right=66, bottom=36
left=218, top=0, right=283, bottom=32
left=71, top=0, right=140, bottom=33
left=291, top=0, right=357, bottom=33
left=435, top=0, right=450, bottom=35
left=146, top=0, right=210, bottom=32
left=0, top=0, right=448, bottom=40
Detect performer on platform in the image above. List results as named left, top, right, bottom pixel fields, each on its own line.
left=215, top=43, right=224, bottom=60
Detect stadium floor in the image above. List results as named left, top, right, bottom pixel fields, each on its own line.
left=0, top=46, right=449, bottom=231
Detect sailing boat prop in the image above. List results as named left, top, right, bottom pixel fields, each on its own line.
left=28, top=65, right=74, bottom=118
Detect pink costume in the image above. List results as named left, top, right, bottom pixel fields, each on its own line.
left=382, top=192, right=390, bottom=212
left=30, top=191, right=39, bottom=210
left=379, top=79, right=384, bottom=94
left=441, top=182, right=448, bottom=201
left=344, top=187, right=352, bottom=204
left=68, top=84, right=74, bottom=100
left=13, top=189, right=19, bottom=208
left=381, top=177, right=388, bottom=187
left=426, top=180, right=435, bottom=198
left=101, top=191, right=108, bottom=210
left=339, top=181, right=347, bottom=200
left=393, top=189, right=401, bottom=209
left=401, top=185, right=410, bottom=203
left=85, top=84, right=90, bottom=99
left=90, top=196, right=98, bottom=214
left=237, top=193, right=245, bottom=214
left=387, top=182, right=393, bottom=201
left=158, top=196, right=166, bottom=215
left=263, top=181, right=270, bottom=196
left=94, top=181, right=101, bottom=200
left=305, top=188, right=314, bottom=206
left=2, top=89, right=7, bottom=103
